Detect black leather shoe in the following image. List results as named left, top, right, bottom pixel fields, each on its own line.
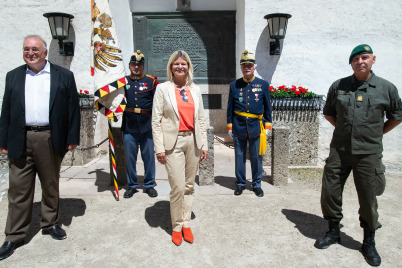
left=0, top=241, right=23, bottom=260
left=124, top=188, right=138, bottom=198
left=144, top=187, right=158, bottom=197
left=42, top=225, right=67, bottom=240
left=362, top=229, right=381, bottom=266
left=314, top=221, right=340, bottom=249
left=234, top=185, right=245, bottom=195
left=253, top=187, right=264, bottom=197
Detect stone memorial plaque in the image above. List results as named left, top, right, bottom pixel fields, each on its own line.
left=133, top=12, right=236, bottom=84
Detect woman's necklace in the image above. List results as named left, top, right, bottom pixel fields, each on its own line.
left=176, top=85, right=188, bottom=102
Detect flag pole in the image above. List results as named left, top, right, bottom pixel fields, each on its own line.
left=108, top=119, right=119, bottom=201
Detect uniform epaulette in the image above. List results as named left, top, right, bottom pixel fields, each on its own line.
left=146, top=74, right=159, bottom=86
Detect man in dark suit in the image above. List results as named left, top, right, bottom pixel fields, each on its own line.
left=0, top=35, right=80, bottom=260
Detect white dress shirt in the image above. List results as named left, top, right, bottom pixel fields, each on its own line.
left=25, top=61, right=51, bottom=126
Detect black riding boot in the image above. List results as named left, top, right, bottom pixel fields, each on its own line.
left=314, top=221, right=341, bottom=249
left=362, top=229, right=381, bottom=266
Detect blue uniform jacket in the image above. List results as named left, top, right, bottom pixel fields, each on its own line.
left=227, top=76, right=272, bottom=138
left=122, top=74, right=158, bottom=134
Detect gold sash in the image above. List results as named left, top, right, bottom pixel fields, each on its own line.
left=234, top=111, right=266, bottom=155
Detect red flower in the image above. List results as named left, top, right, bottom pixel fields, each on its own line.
left=84, top=90, right=89, bottom=94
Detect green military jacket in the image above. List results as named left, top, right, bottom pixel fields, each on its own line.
left=323, top=72, right=402, bottom=154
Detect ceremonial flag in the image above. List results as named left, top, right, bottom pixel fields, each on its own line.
left=91, top=0, right=127, bottom=122
left=92, top=0, right=127, bottom=200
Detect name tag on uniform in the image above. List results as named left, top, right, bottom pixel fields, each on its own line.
left=336, top=90, right=351, bottom=95
left=357, top=95, right=363, bottom=102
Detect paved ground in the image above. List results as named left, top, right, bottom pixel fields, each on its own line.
left=0, top=144, right=401, bottom=267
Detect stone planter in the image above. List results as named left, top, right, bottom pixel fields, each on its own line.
left=263, top=96, right=324, bottom=166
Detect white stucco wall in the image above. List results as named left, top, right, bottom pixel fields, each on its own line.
left=0, top=0, right=92, bottom=98
left=129, top=0, right=237, bottom=12
left=1, top=0, right=401, bottom=165
left=0, top=0, right=99, bottom=150
left=243, top=0, right=402, bottom=165
left=129, top=0, right=177, bottom=12
left=109, top=0, right=134, bottom=75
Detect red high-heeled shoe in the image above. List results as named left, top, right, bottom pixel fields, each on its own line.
left=182, top=228, right=194, bottom=243
left=172, top=231, right=182, bottom=246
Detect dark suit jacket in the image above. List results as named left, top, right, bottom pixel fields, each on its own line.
left=0, top=62, right=80, bottom=158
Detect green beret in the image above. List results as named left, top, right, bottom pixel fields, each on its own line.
left=349, top=44, right=373, bottom=64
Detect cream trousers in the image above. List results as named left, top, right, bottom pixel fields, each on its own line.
left=165, top=134, right=200, bottom=232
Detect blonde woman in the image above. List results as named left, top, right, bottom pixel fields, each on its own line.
left=152, top=50, right=208, bottom=246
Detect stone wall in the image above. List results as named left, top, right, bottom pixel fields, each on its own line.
left=0, top=154, right=7, bottom=169
left=270, top=110, right=319, bottom=166
left=62, top=106, right=96, bottom=166
left=199, top=127, right=215, bottom=185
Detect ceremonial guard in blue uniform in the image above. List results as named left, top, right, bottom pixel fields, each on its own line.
left=227, top=50, right=272, bottom=197
left=122, top=50, right=158, bottom=198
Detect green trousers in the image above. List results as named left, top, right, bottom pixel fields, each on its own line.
left=320, top=148, right=386, bottom=231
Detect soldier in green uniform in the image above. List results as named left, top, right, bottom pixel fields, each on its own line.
left=315, top=44, right=402, bottom=267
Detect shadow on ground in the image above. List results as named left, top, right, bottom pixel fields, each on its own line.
left=213, top=175, right=272, bottom=191
left=25, top=198, right=86, bottom=243
left=145, top=200, right=195, bottom=235
left=282, top=209, right=361, bottom=250
left=214, top=176, right=250, bottom=191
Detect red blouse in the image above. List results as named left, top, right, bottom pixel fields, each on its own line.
left=175, top=87, right=195, bottom=132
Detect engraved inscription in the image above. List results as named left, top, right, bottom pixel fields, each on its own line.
left=133, top=12, right=236, bottom=84
left=151, top=22, right=218, bottom=78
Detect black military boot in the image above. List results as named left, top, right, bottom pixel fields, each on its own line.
left=314, top=221, right=341, bottom=249
left=362, top=229, right=381, bottom=266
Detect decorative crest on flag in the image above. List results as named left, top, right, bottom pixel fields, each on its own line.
left=92, top=0, right=127, bottom=122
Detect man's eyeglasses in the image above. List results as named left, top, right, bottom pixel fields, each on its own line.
left=23, top=47, right=42, bottom=53
left=180, top=89, right=188, bottom=102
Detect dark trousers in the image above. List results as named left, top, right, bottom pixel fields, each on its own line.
left=320, top=148, right=386, bottom=231
left=233, top=136, right=262, bottom=188
left=123, top=131, right=156, bottom=189
left=5, top=130, right=62, bottom=243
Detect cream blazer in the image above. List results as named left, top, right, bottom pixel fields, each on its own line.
left=152, top=81, right=208, bottom=154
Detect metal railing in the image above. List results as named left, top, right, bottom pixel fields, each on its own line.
left=270, top=95, right=324, bottom=111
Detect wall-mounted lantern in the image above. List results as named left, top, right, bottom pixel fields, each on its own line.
left=264, top=13, right=292, bottom=55
left=43, top=12, right=74, bottom=56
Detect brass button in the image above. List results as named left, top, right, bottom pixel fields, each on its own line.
left=136, top=105, right=138, bottom=107
left=135, top=98, right=138, bottom=100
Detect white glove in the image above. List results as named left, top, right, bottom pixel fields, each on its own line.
left=228, top=130, right=233, bottom=138
left=266, top=129, right=270, bottom=135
